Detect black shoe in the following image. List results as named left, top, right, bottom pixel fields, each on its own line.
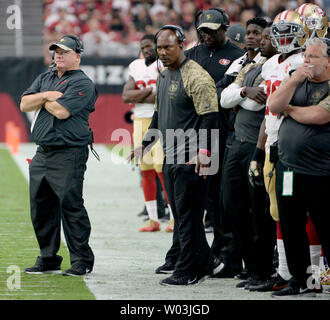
left=271, top=285, right=316, bottom=298
left=248, top=277, right=277, bottom=292
left=24, top=256, right=62, bottom=274
left=211, top=256, right=224, bottom=276
left=236, top=274, right=261, bottom=289
left=155, top=262, right=175, bottom=274
left=249, top=274, right=288, bottom=292
left=159, top=212, right=170, bottom=222
left=244, top=277, right=268, bottom=290
left=314, top=283, right=323, bottom=294
left=62, top=265, right=92, bottom=277
left=210, top=265, right=241, bottom=279
left=236, top=278, right=252, bottom=289
left=160, top=273, right=208, bottom=286
left=137, top=206, right=148, bottom=217
left=234, top=268, right=251, bottom=280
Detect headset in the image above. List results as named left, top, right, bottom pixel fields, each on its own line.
left=154, top=25, right=186, bottom=46
left=153, top=25, right=186, bottom=78
left=322, top=37, right=330, bottom=56
left=64, top=34, right=84, bottom=54
left=49, top=35, right=84, bottom=68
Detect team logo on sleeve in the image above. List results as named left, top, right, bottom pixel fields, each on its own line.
left=219, top=59, right=230, bottom=65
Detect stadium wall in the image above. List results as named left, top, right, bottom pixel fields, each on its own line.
left=0, top=56, right=137, bottom=144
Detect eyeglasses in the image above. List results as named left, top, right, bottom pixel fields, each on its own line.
left=199, top=28, right=219, bottom=36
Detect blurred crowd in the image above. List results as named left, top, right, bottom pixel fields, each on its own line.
left=43, top=0, right=326, bottom=60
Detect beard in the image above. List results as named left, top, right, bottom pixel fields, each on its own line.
left=145, top=54, right=157, bottom=66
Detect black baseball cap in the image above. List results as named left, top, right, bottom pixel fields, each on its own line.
left=197, top=9, right=230, bottom=30
left=49, top=35, right=81, bottom=52
left=227, top=24, right=246, bottom=44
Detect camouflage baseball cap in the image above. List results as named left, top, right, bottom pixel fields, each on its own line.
left=198, top=9, right=230, bottom=30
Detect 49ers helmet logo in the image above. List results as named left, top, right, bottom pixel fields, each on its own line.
left=219, top=59, right=230, bottom=65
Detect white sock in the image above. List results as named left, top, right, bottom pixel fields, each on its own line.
left=310, top=245, right=322, bottom=276
left=145, top=200, right=158, bottom=221
left=167, top=204, right=174, bottom=220
left=277, top=239, right=292, bottom=281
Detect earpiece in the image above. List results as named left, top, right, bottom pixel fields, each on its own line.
left=64, top=34, right=84, bottom=54
left=208, top=7, right=230, bottom=29
left=154, top=25, right=186, bottom=46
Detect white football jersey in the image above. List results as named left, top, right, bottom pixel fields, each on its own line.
left=261, top=52, right=304, bottom=152
left=128, top=58, right=161, bottom=118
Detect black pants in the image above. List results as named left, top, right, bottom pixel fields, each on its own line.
left=211, top=135, right=243, bottom=271
left=29, top=145, right=94, bottom=269
left=222, top=139, right=276, bottom=278
left=163, top=163, right=213, bottom=277
left=276, top=160, right=330, bottom=287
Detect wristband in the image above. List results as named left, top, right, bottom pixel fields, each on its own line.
left=240, top=86, right=247, bottom=98
left=199, top=148, right=211, bottom=157
left=252, top=147, right=265, bottom=163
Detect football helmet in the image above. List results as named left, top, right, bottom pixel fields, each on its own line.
left=295, top=3, right=328, bottom=38
left=270, top=10, right=309, bottom=53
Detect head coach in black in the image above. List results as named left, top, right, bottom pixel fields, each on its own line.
left=128, top=25, right=222, bottom=285
left=20, top=34, right=97, bottom=276
left=268, top=37, right=330, bottom=297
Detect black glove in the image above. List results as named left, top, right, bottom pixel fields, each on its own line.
left=248, top=148, right=265, bottom=188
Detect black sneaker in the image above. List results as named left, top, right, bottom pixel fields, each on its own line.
left=210, top=265, right=241, bottom=279
left=137, top=206, right=148, bottom=217
left=62, top=265, right=92, bottom=277
left=236, top=278, right=252, bottom=289
left=244, top=277, right=268, bottom=290
left=155, top=262, right=175, bottom=274
left=248, top=278, right=274, bottom=292
left=272, top=274, right=289, bottom=291
left=234, top=268, right=250, bottom=280
left=211, top=256, right=224, bottom=276
left=271, top=285, right=316, bottom=298
left=314, top=283, right=323, bottom=294
left=160, top=273, right=208, bottom=286
left=24, top=256, right=62, bottom=274
left=249, top=274, right=288, bottom=292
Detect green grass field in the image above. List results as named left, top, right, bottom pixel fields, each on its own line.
left=0, top=147, right=95, bottom=300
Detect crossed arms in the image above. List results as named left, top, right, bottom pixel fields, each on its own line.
left=20, top=91, right=71, bottom=120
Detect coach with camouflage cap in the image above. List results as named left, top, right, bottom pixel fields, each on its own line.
left=20, top=34, right=97, bottom=277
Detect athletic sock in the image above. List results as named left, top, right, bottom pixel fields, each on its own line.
left=146, top=200, right=158, bottom=222
left=276, top=222, right=292, bottom=281
left=141, top=170, right=158, bottom=221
